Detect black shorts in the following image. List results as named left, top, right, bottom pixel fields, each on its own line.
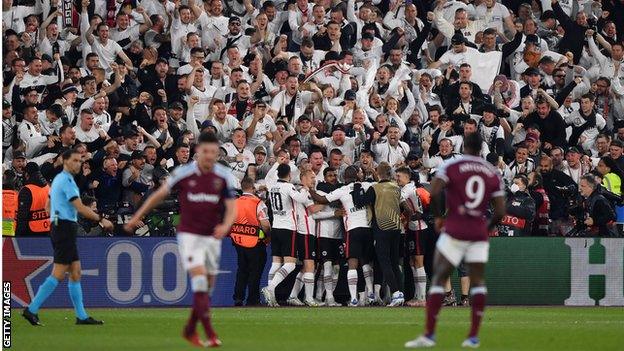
left=50, top=220, right=79, bottom=264
left=296, top=233, right=317, bottom=261
left=405, top=228, right=430, bottom=256
left=318, top=237, right=342, bottom=261
left=345, top=227, right=373, bottom=262
left=271, top=228, right=296, bottom=258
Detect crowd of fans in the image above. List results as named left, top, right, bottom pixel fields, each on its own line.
left=3, top=0, right=624, bottom=237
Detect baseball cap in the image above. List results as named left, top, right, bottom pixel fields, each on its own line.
left=297, top=114, right=311, bottom=123
left=13, top=151, right=26, bottom=160
left=451, top=33, right=466, bottom=45
left=201, top=120, right=215, bottom=130
left=407, top=152, right=420, bottom=161
left=254, top=145, right=267, bottom=155
left=344, top=90, right=357, bottom=101
left=40, top=54, right=53, bottom=63
left=525, top=132, right=539, bottom=142
left=566, top=146, right=582, bottom=155
left=2, top=99, right=11, bottom=109
left=21, top=86, right=37, bottom=97
left=332, top=125, right=346, bottom=133
left=123, top=127, right=140, bottom=138
left=131, top=150, right=145, bottom=160
left=62, top=84, right=78, bottom=95
left=169, top=101, right=184, bottom=110
left=229, top=16, right=241, bottom=24
left=523, top=67, right=541, bottom=76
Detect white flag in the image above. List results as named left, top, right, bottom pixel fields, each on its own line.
left=465, top=50, right=502, bottom=93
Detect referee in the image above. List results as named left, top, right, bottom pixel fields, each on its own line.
left=356, top=162, right=409, bottom=307
left=22, top=149, right=113, bottom=326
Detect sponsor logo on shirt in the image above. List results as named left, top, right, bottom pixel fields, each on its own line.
left=187, top=192, right=220, bottom=203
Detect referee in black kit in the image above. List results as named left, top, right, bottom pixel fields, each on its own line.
left=354, top=162, right=409, bottom=307
left=22, top=149, right=114, bottom=326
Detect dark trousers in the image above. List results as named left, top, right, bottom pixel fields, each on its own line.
left=233, top=243, right=267, bottom=305
left=373, top=229, right=402, bottom=293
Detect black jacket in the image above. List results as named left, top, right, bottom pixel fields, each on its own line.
left=541, top=169, right=577, bottom=220
left=524, top=110, right=567, bottom=148
left=577, top=189, right=618, bottom=237
left=499, top=190, right=536, bottom=236
left=553, top=1, right=588, bottom=64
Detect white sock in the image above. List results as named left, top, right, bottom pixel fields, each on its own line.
left=289, top=271, right=304, bottom=299
left=323, top=262, right=335, bottom=300
left=268, top=262, right=281, bottom=282
left=411, top=266, right=419, bottom=298
left=347, top=269, right=358, bottom=301
left=359, top=291, right=366, bottom=302
left=303, top=272, right=315, bottom=301
left=374, top=284, right=382, bottom=299
left=416, top=267, right=427, bottom=301
left=269, top=262, right=295, bottom=291
left=362, top=264, right=374, bottom=296
left=315, top=273, right=325, bottom=301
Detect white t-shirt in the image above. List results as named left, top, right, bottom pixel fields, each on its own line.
left=319, top=137, right=358, bottom=160
left=90, top=39, right=124, bottom=75
left=293, top=188, right=317, bottom=235
left=325, top=182, right=373, bottom=231
left=474, top=3, right=510, bottom=34
left=438, top=47, right=479, bottom=67
left=212, top=115, right=240, bottom=143
left=188, top=85, right=217, bottom=124
left=242, top=115, right=277, bottom=151
left=222, top=142, right=255, bottom=181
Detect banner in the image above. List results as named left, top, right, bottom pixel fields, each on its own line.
left=2, top=237, right=623, bottom=307
left=465, top=50, right=502, bottom=93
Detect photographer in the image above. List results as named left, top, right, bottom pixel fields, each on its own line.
left=575, top=174, right=618, bottom=237
left=539, top=155, right=578, bottom=236
left=498, top=175, right=536, bottom=237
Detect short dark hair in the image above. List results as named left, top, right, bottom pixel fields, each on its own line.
left=197, top=132, right=218, bottom=144
left=241, top=177, right=255, bottom=191
left=277, top=163, right=291, bottom=179
left=463, top=132, right=483, bottom=155
left=62, top=148, right=80, bottom=160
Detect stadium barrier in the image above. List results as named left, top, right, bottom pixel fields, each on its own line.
left=3, top=237, right=623, bottom=307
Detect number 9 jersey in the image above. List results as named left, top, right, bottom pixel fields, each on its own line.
left=435, top=155, right=505, bottom=242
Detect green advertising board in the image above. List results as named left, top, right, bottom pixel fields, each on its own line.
left=452, top=238, right=624, bottom=305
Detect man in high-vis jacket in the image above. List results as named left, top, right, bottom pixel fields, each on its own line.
left=231, top=177, right=271, bottom=306
left=16, top=162, right=50, bottom=236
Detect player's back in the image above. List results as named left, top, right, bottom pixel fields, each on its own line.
left=267, top=180, right=297, bottom=231
left=326, top=182, right=372, bottom=231
left=437, top=155, right=505, bottom=241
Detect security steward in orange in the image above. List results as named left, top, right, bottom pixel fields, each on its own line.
left=16, top=163, right=51, bottom=236
left=231, top=177, right=271, bottom=306
left=2, top=171, right=19, bottom=236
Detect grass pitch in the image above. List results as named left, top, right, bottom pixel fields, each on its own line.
left=9, top=306, right=623, bottom=350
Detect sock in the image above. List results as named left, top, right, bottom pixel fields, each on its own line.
left=289, top=271, right=304, bottom=299
left=362, top=264, right=374, bottom=296
left=416, top=267, right=427, bottom=301
left=462, top=294, right=469, bottom=300
left=347, top=269, right=358, bottom=301
left=28, top=276, right=59, bottom=314
left=68, top=280, right=88, bottom=319
left=374, top=284, right=382, bottom=300
left=425, top=285, right=445, bottom=338
left=468, top=287, right=487, bottom=338
left=323, top=262, right=334, bottom=300
left=315, top=271, right=324, bottom=301
left=186, top=275, right=209, bottom=335
left=303, top=272, right=315, bottom=301
left=268, top=262, right=281, bottom=282
left=268, top=263, right=295, bottom=291
left=332, top=264, right=339, bottom=288
left=194, top=292, right=216, bottom=339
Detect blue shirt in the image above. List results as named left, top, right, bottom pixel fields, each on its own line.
left=50, top=170, right=80, bottom=222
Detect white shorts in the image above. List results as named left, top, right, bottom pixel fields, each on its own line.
left=177, top=232, right=222, bottom=274
left=436, top=233, right=489, bottom=267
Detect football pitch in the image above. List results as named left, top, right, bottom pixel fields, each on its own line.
left=9, top=306, right=623, bottom=350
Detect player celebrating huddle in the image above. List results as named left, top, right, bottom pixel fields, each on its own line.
left=310, top=166, right=375, bottom=307
left=125, top=132, right=237, bottom=348
left=405, top=133, right=505, bottom=349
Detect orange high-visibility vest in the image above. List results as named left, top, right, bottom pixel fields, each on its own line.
left=231, top=195, right=262, bottom=248
left=24, top=184, right=51, bottom=234
left=2, top=190, right=18, bottom=236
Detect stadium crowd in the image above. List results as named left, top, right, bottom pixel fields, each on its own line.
left=3, top=0, right=624, bottom=304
